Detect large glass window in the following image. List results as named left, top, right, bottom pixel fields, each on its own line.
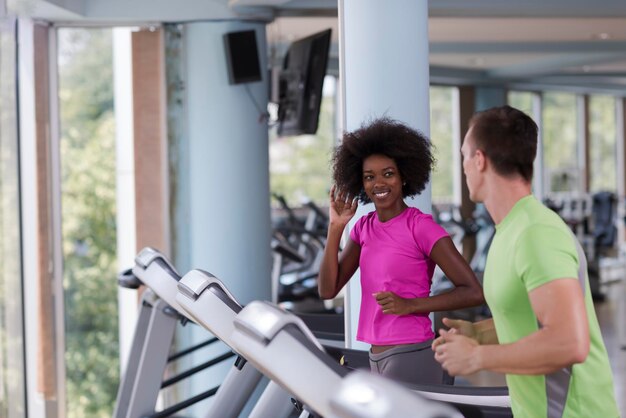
left=0, top=17, right=26, bottom=418
left=508, top=90, right=544, bottom=198
left=269, top=75, right=336, bottom=207
left=269, top=82, right=459, bottom=207
left=542, top=92, right=579, bottom=193
left=58, top=28, right=119, bottom=418
left=589, top=95, right=617, bottom=193
left=430, top=86, right=458, bottom=204
left=508, top=90, right=534, bottom=116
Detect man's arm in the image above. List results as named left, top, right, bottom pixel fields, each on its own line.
left=435, top=278, right=590, bottom=376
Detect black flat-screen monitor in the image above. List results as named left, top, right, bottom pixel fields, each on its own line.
left=224, top=29, right=262, bottom=85
left=277, top=29, right=332, bottom=136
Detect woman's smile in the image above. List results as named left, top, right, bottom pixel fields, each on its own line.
left=362, top=154, right=407, bottom=220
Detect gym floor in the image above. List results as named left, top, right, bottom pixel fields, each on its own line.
left=597, top=298, right=626, bottom=416
left=463, top=296, right=626, bottom=416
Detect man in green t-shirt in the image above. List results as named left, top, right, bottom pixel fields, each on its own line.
left=432, top=105, right=619, bottom=418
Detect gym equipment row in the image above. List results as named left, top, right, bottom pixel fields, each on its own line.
left=113, top=250, right=229, bottom=418
left=271, top=195, right=332, bottom=312
left=114, top=247, right=513, bottom=418
left=231, top=301, right=511, bottom=418
left=114, top=247, right=293, bottom=418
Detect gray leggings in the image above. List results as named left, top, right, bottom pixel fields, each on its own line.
left=368, top=341, right=444, bottom=385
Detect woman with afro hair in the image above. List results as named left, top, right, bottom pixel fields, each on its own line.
left=318, top=117, right=484, bottom=385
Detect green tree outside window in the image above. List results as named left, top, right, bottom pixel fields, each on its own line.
left=58, top=28, right=119, bottom=418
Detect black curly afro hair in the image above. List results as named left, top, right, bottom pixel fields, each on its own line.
left=331, top=117, right=435, bottom=204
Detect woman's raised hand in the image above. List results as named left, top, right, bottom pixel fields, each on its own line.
left=329, top=185, right=358, bottom=226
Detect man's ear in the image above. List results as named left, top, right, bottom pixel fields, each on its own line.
left=475, top=149, right=487, bottom=172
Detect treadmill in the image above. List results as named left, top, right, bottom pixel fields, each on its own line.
left=230, top=301, right=513, bottom=418
left=114, top=247, right=192, bottom=418
left=114, top=248, right=250, bottom=418
left=175, top=268, right=297, bottom=418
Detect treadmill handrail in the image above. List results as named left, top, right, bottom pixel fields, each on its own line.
left=410, top=383, right=509, bottom=397
left=330, top=370, right=463, bottom=418
left=233, top=301, right=324, bottom=351
left=178, top=269, right=241, bottom=306
left=332, top=347, right=510, bottom=407
left=131, top=248, right=192, bottom=318
left=231, top=302, right=512, bottom=418
left=417, top=391, right=510, bottom=408
left=407, top=378, right=510, bottom=406
left=135, top=247, right=179, bottom=275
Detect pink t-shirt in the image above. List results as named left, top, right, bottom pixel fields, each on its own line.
left=350, top=207, right=448, bottom=345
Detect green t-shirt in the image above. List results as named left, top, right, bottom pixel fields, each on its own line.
left=484, top=195, right=619, bottom=418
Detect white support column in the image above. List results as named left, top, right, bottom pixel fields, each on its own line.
left=532, top=92, right=544, bottom=201
left=615, top=98, right=626, bottom=348
left=47, top=25, right=67, bottom=418
left=616, top=98, right=625, bottom=250
left=577, top=95, right=590, bottom=194
left=0, top=15, right=26, bottom=418
left=18, top=18, right=47, bottom=418
left=339, top=0, right=431, bottom=349
left=113, top=27, right=138, bottom=375
left=171, top=21, right=272, bottom=415
left=451, top=88, right=462, bottom=206
left=184, top=20, right=271, bottom=313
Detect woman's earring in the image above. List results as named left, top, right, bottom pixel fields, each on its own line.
left=402, top=182, right=406, bottom=186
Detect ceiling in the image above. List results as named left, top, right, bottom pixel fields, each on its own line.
left=12, top=0, right=626, bottom=93
left=267, top=15, right=626, bottom=93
